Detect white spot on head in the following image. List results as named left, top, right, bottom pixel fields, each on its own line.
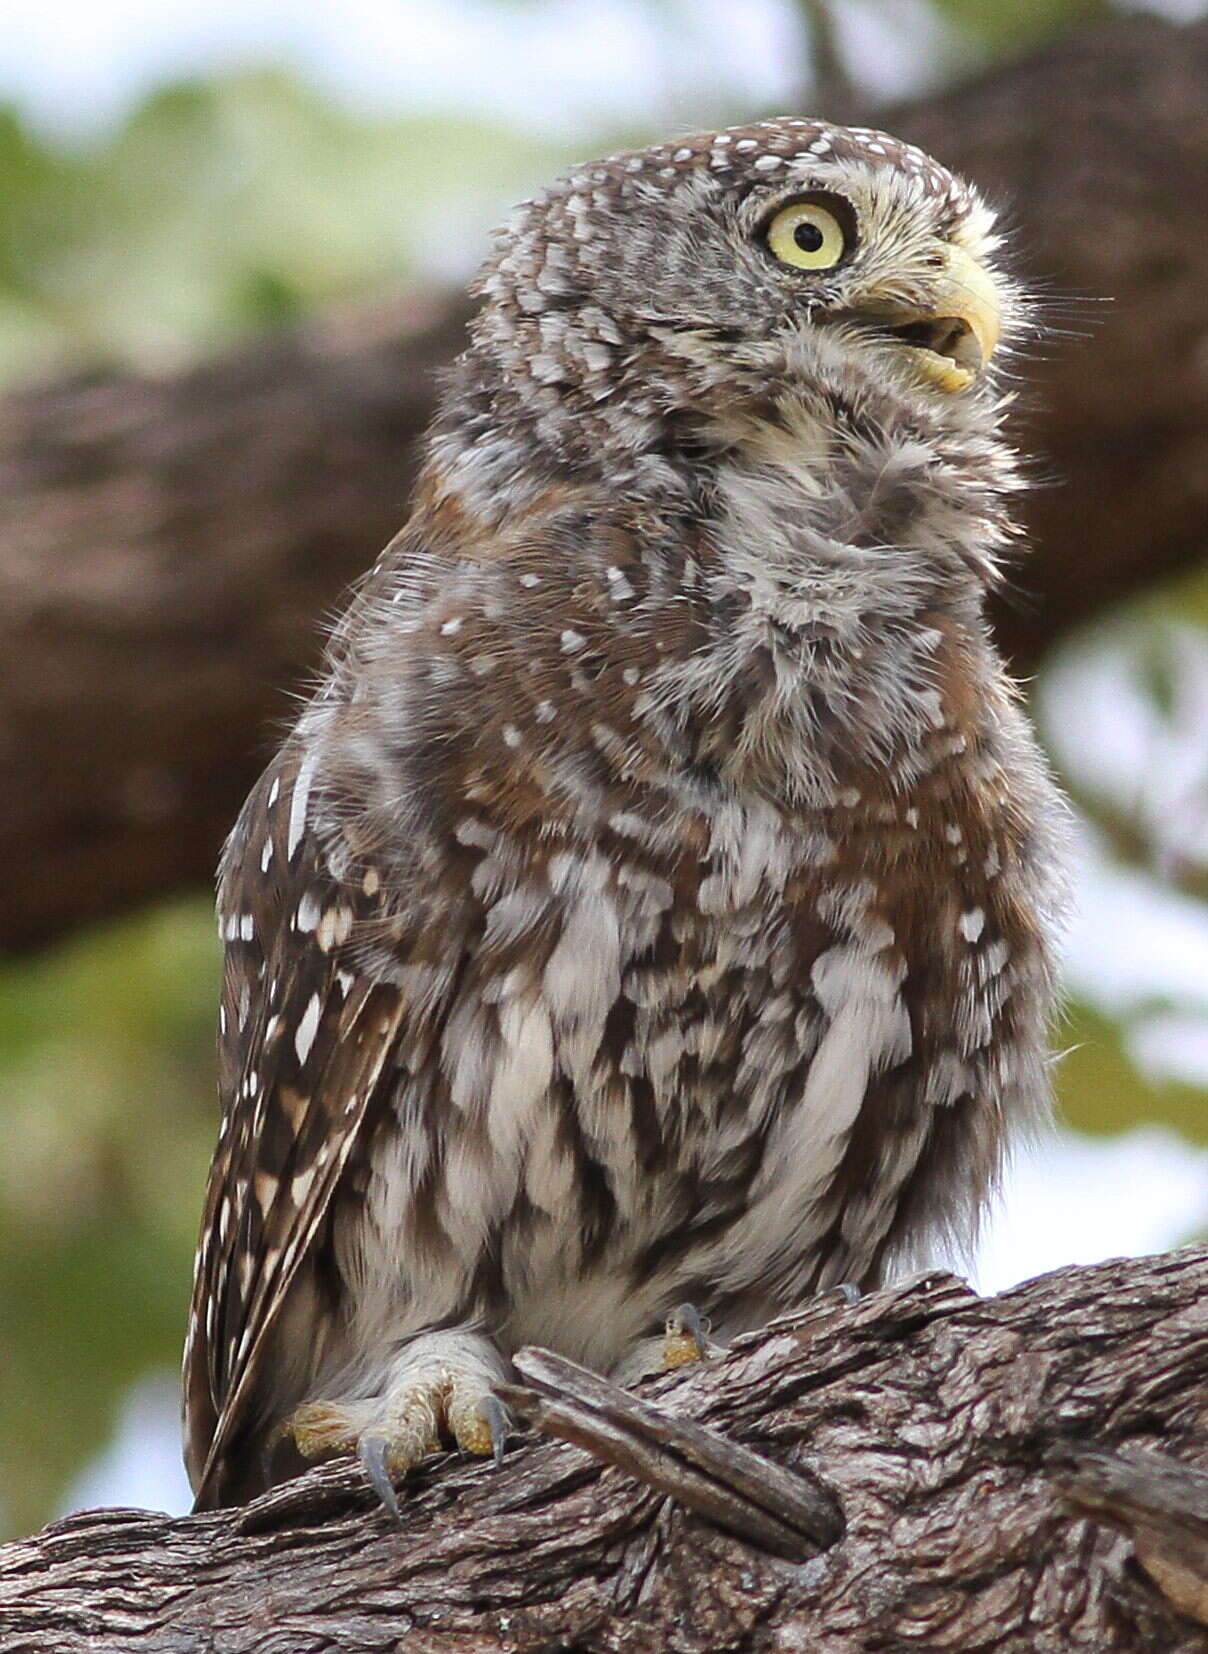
left=502, top=724, right=522, bottom=748
left=622, top=666, right=641, bottom=686
left=362, top=867, right=381, bottom=896
left=519, top=572, right=541, bottom=588
left=944, top=823, right=964, bottom=845
left=753, top=154, right=782, bottom=171
left=535, top=700, right=556, bottom=723
left=440, top=616, right=463, bottom=636
left=560, top=629, right=586, bottom=654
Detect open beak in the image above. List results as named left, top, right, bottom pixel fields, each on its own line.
left=861, top=245, right=1001, bottom=393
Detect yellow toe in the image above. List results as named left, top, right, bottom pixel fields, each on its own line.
left=286, top=1401, right=359, bottom=1461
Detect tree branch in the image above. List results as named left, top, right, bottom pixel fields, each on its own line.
left=4, top=14, right=1208, bottom=950
left=1, top=1249, right=1205, bottom=1652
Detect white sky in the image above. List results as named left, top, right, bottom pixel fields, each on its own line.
left=1, top=0, right=1196, bottom=146
left=0, top=0, right=946, bottom=142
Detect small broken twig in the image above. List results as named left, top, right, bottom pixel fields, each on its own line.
left=499, top=1346, right=842, bottom=1562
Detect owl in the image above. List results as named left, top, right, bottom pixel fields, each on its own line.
left=183, top=119, right=1069, bottom=1512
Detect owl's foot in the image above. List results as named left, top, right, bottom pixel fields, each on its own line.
left=662, top=1302, right=712, bottom=1369
left=611, top=1302, right=723, bottom=1384
left=284, top=1330, right=509, bottom=1520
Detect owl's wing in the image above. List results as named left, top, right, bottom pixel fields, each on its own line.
left=182, top=745, right=420, bottom=1509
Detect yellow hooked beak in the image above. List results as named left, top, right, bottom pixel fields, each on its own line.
left=864, top=244, right=1001, bottom=394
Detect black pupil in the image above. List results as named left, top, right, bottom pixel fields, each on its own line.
left=794, top=220, right=826, bottom=254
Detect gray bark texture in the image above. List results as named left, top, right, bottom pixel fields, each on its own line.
left=3, top=12, right=1208, bottom=951
left=1, top=1248, right=1206, bottom=1653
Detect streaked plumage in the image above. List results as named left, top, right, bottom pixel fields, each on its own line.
left=184, top=118, right=1068, bottom=1510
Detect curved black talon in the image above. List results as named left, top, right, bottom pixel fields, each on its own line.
left=482, top=1394, right=511, bottom=1466
left=358, top=1432, right=403, bottom=1523
left=666, top=1301, right=711, bottom=1362
left=668, top=1303, right=704, bottom=1356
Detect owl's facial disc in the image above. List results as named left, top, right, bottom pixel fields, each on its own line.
left=858, top=245, right=1001, bottom=393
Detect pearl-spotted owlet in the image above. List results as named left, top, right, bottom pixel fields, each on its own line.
left=183, top=119, right=1068, bottom=1512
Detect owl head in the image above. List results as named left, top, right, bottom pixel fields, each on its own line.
left=468, top=120, right=1014, bottom=454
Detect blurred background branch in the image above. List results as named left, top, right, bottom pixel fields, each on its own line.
left=793, top=0, right=858, bottom=117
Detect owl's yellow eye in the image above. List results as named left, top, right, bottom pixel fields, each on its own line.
left=766, top=200, right=849, bottom=272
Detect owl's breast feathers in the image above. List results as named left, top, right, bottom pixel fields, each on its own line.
left=185, top=447, right=1063, bottom=1503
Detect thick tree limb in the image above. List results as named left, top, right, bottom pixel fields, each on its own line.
left=0, top=295, right=471, bottom=951
left=1, top=1249, right=1206, bottom=1652
left=4, top=14, right=1208, bottom=951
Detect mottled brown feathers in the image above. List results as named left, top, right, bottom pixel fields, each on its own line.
left=184, top=119, right=1067, bottom=1509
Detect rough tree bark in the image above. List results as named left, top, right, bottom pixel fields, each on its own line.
left=1, top=1249, right=1205, bottom=1652
left=3, top=13, right=1208, bottom=951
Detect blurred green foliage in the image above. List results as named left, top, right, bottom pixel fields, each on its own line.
left=0, top=70, right=564, bottom=385
left=1, top=0, right=1205, bottom=1541
left=0, top=900, right=218, bottom=1536
left=929, top=0, right=1109, bottom=50
left=1059, top=999, right=1208, bottom=1145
